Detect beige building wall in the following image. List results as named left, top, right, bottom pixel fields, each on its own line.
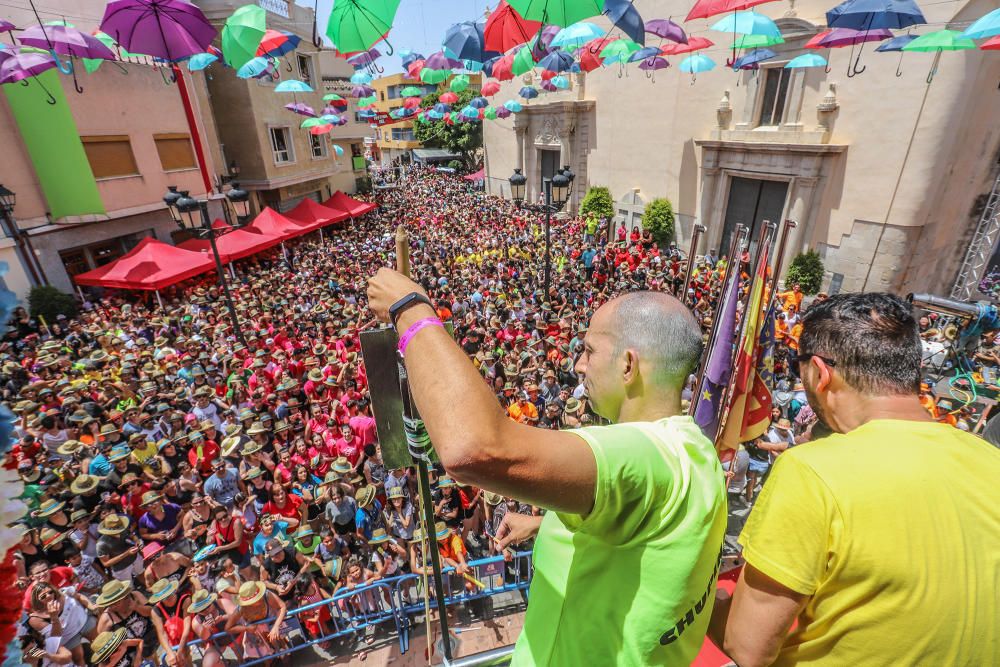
left=483, top=0, right=1000, bottom=296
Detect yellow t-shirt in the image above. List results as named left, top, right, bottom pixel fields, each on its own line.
left=740, top=419, right=1000, bottom=666
left=130, top=440, right=159, bottom=465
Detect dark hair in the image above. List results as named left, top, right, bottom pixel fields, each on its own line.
left=799, top=292, right=921, bottom=395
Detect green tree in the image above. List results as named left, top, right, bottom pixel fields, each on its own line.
left=413, top=88, right=482, bottom=170
left=28, top=285, right=78, bottom=324
left=642, top=198, right=675, bottom=245
left=579, top=186, right=614, bottom=220
left=785, top=249, right=825, bottom=295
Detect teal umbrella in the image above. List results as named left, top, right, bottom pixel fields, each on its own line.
left=550, top=21, right=605, bottom=49
left=679, top=53, right=715, bottom=81
left=222, top=5, right=266, bottom=69
left=506, top=0, right=603, bottom=28
left=420, top=67, right=450, bottom=84
left=326, top=0, right=400, bottom=54
left=785, top=53, right=827, bottom=68
left=275, top=79, right=313, bottom=92
left=711, top=11, right=781, bottom=38
left=903, top=29, right=975, bottom=82
left=600, top=38, right=641, bottom=64
left=963, top=8, right=1000, bottom=40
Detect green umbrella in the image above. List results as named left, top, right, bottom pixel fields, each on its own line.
left=420, top=67, right=450, bottom=84
left=449, top=73, right=469, bottom=92
left=732, top=34, right=784, bottom=50
left=301, top=118, right=326, bottom=128
left=507, top=0, right=603, bottom=28
left=83, top=32, right=132, bottom=72
left=600, top=38, right=641, bottom=64
left=358, top=94, right=377, bottom=106
left=512, top=45, right=536, bottom=76
left=223, top=4, right=267, bottom=69
left=400, top=85, right=424, bottom=97
left=902, top=29, right=976, bottom=52
left=326, top=0, right=400, bottom=54
left=323, top=93, right=345, bottom=102
left=484, top=106, right=498, bottom=120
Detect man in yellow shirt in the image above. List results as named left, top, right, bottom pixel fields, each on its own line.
left=777, top=283, right=803, bottom=311
left=709, top=293, right=1000, bottom=666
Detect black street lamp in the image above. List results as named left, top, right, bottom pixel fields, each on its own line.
left=0, top=183, right=46, bottom=286
left=226, top=182, right=251, bottom=227
left=165, top=187, right=246, bottom=346
left=509, top=167, right=572, bottom=298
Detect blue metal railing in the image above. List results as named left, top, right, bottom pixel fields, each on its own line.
left=176, top=551, right=533, bottom=665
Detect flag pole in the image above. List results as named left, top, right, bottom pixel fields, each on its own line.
left=681, top=223, right=707, bottom=300
left=767, top=219, right=798, bottom=307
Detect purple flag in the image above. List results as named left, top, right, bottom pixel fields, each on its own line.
left=693, top=262, right=741, bottom=440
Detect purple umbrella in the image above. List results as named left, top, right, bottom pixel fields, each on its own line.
left=19, top=24, right=116, bottom=60
left=639, top=55, right=669, bottom=81
left=531, top=25, right=561, bottom=60
left=284, top=102, right=317, bottom=117
left=540, top=79, right=557, bottom=92
left=100, top=0, right=216, bottom=62
left=818, top=27, right=893, bottom=48
left=0, top=49, right=56, bottom=83
left=495, top=106, right=512, bottom=119
left=423, top=50, right=462, bottom=70
left=349, top=47, right=383, bottom=71
left=0, top=20, right=15, bottom=33
left=644, top=19, right=687, bottom=44
left=351, top=84, right=374, bottom=97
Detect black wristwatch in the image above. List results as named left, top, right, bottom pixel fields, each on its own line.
left=389, top=292, right=433, bottom=329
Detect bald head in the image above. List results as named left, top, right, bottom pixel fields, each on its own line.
left=605, top=291, right=703, bottom=391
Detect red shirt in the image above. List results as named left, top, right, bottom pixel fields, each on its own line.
left=187, top=440, right=220, bottom=476
left=262, top=492, right=302, bottom=523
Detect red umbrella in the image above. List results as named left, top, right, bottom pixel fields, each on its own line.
left=661, top=36, right=713, bottom=55
left=686, top=0, right=780, bottom=21
left=481, top=80, right=501, bottom=96
left=804, top=30, right=833, bottom=49
left=484, top=0, right=542, bottom=53
left=406, top=58, right=424, bottom=78
left=403, top=96, right=422, bottom=109
left=577, top=36, right=616, bottom=72
left=491, top=51, right=516, bottom=80
left=440, top=91, right=459, bottom=104
left=982, top=35, right=1000, bottom=50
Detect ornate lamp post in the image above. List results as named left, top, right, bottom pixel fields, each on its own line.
left=509, top=167, right=573, bottom=297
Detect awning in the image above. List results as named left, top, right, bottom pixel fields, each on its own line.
left=177, top=227, right=284, bottom=264
left=243, top=207, right=315, bottom=239
left=74, top=237, right=215, bottom=291
left=464, top=168, right=485, bottom=181
left=322, top=191, right=377, bottom=217
left=284, top=197, right=351, bottom=230
left=412, top=148, right=461, bottom=162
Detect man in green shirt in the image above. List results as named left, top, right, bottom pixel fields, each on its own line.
left=368, top=272, right=727, bottom=666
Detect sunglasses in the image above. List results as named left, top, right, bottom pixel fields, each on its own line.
left=791, top=352, right=837, bottom=378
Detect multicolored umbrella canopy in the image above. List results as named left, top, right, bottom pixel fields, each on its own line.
left=222, top=4, right=266, bottom=69
left=711, top=12, right=781, bottom=38
left=902, top=29, right=975, bottom=52
left=686, top=0, right=780, bottom=22
left=804, top=30, right=833, bottom=49
left=963, top=8, right=1000, bottom=40
left=551, top=22, right=605, bottom=50
left=256, top=29, right=300, bottom=58
left=826, top=0, right=926, bottom=30
left=506, top=0, right=603, bottom=28
left=0, top=49, right=56, bottom=83
left=484, top=0, right=543, bottom=53
left=784, top=53, right=828, bottom=68
left=603, top=0, right=646, bottom=46
left=644, top=18, right=687, bottom=44
left=326, top=0, right=400, bottom=53
left=661, top=36, right=713, bottom=55
left=100, top=0, right=215, bottom=61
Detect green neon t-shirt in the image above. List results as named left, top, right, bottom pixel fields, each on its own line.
left=511, top=415, right=727, bottom=666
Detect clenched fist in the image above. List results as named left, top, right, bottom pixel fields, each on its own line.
left=366, top=268, right=429, bottom=323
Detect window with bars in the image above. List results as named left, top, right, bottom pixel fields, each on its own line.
left=269, top=127, right=294, bottom=164
left=297, top=54, right=312, bottom=85
left=81, top=135, right=139, bottom=179
left=756, top=67, right=792, bottom=127
left=310, top=133, right=327, bottom=158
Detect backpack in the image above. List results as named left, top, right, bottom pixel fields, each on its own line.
left=158, top=593, right=190, bottom=646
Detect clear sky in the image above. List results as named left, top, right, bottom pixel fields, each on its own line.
left=298, top=0, right=494, bottom=74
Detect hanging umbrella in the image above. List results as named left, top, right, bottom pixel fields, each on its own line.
left=320, top=112, right=341, bottom=122
left=357, top=94, right=377, bottom=106
left=529, top=25, right=562, bottom=60
left=440, top=91, right=459, bottom=103
left=600, top=38, right=641, bottom=64
left=512, top=44, right=536, bottom=75
left=400, top=50, right=422, bottom=67
left=222, top=4, right=266, bottom=69
left=326, top=0, right=400, bottom=54
left=310, top=124, right=332, bottom=135
left=450, top=73, right=470, bottom=92
left=903, top=29, right=975, bottom=82
left=469, top=96, right=489, bottom=108
left=484, top=0, right=543, bottom=52
left=686, top=0, right=780, bottom=22
left=875, top=33, right=918, bottom=52
left=433, top=102, right=451, bottom=114
left=733, top=47, right=775, bottom=69
left=732, top=34, right=783, bottom=49
left=551, top=22, right=605, bottom=49
left=484, top=106, right=498, bottom=120
left=577, top=36, right=615, bottom=70
left=826, top=0, right=926, bottom=30
left=236, top=55, right=271, bottom=78
left=711, top=12, right=781, bottom=39
left=506, top=0, right=603, bottom=27
left=496, top=106, right=512, bottom=118
left=784, top=53, right=828, bottom=68
left=0, top=20, right=14, bottom=34
left=406, top=59, right=425, bottom=78
left=627, top=46, right=662, bottom=63
left=980, top=35, right=1000, bottom=50
left=424, top=51, right=462, bottom=69
left=100, top=0, right=216, bottom=62
left=638, top=55, right=669, bottom=81
left=604, top=0, right=646, bottom=46
left=645, top=19, right=687, bottom=44
left=518, top=85, right=538, bottom=99
left=285, top=102, right=317, bottom=117
left=350, top=70, right=372, bottom=84
left=481, top=80, right=501, bottom=96
left=333, top=144, right=344, bottom=156
left=504, top=99, right=523, bottom=111
left=0, top=49, right=56, bottom=84
left=804, top=30, right=833, bottom=49
left=187, top=52, right=218, bottom=71
left=403, top=96, right=422, bottom=109
left=539, top=79, right=557, bottom=92
left=537, top=49, right=575, bottom=72
left=256, top=29, right=300, bottom=58
left=19, top=23, right=116, bottom=60
left=351, top=84, right=374, bottom=97
left=464, top=59, right=485, bottom=71
left=400, top=85, right=424, bottom=96
left=661, top=36, right=713, bottom=55
left=963, top=8, right=1000, bottom=40
left=443, top=21, right=485, bottom=61
left=461, top=104, right=479, bottom=116
left=275, top=79, right=314, bottom=93
left=420, top=67, right=451, bottom=84
left=818, top=27, right=892, bottom=48
left=301, top=117, right=326, bottom=128
left=679, top=53, right=716, bottom=75
left=348, top=48, right=382, bottom=69
left=551, top=74, right=570, bottom=88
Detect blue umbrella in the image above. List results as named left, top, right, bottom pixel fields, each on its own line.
left=711, top=12, right=782, bottom=38
left=504, top=99, right=523, bottom=112
left=433, top=103, right=452, bottom=114
left=461, top=104, right=479, bottom=116
left=627, top=46, right=662, bottom=63
left=963, top=8, right=1000, bottom=40
left=679, top=54, right=715, bottom=80
left=551, top=74, right=570, bottom=89
left=443, top=21, right=486, bottom=62
left=350, top=70, right=372, bottom=84
left=826, top=0, right=926, bottom=30
left=604, top=0, right=646, bottom=46
left=187, top=52, right=218, bottom=71
left=550, top=22, right=605, bottom=50
left=784, top=53, right=828, bottom=68
left=463, top=59, right=484, bottom=71
left=482, top=55, right=502, bottom=77
left=275, top=79, right=313, bottom=93
left=401, top=51, right=423, bottom=68
left=537, top=49, right=575, bottom=72
left=733, top=47, right=775, bottom=70
left=469, top=96, right=489, bottom=108
left=874, top=33, right=918, bottom=51
left=236, top=56, right=271, bottom=79
left=519, top=85, right=539, bottom=99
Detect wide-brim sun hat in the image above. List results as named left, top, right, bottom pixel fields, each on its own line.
left=332, top=457, right=352, bottom=474
left=32, top=498, right=66, bottom=518
left=98, top=513, right=130, bottom=535
left=238, top=580, right=266, bottom=607
left=70, top=474, right=101, bottom=495
left=95, top=579, right=132, bottom=607
left=483, top=492, right=504, bottom=506
left=355, top=485, right=376, bottom=508
left=187, top=589, right=218, bottom=614
left=90, top=628, right=127, bottom=664
left=147, top=578, right=180, bottom=604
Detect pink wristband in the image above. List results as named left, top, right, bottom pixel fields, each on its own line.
left=397, top=317, right=444, bottom=356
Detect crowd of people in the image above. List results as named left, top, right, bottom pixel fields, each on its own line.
left=5, top=164, right=989, bottom=666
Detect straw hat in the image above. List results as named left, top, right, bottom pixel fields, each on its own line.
left=69, top=509, right=92, bottom=523
left=220, top=436, right=241, bottom=457
left=437, top=476, right=457, bottom=489
left=39, top=527, right=67, bottom=549
left=237, top=581, right=266, bottom=607
left=564, top=397, right=581, bottom=413
left=331, top=457, right=352, bottom=475
left=246, top=421, right=267, bottom=436
left=241, top=440, right=264, bottom=456
left=187, top=589, right=218, bottom=614
left=318, top=471, right=340, bottom=487
left=90, top=628, right=127, bottom=664
left=242, top=466, right=264, bottom=481
left=387, top=486, right=405, bottom=501
left=68, top=474, right=100, bottom=495
left=98, top=513, right=130, bottom=536
left=324, top=556, right=343, bottom=581
left=107, top=446, right=131, bottom=463
left=483, top=492, right=504, bottom=507
left=369, top=528, right=389, bottom=545
left=57, top=439, right=84, bottom=456
left=32, top=497, right=66, bottom=518
left=147, top=578, right=179, bottom=604
left=355, top=485, right=376, bottom=509
left=411, top=521, right=450, bottom=543
left=773, top=418, right=793, bottom=432
left=95, top=579, right=132, bottom=607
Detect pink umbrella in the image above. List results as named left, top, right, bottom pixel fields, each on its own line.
left=481, top=80, right=501, bottom=96
left=818, top=27, right=892, bottom=48
left=284, top=102, right=317, bottom=117
left=0, top=49, right=59, bottom=104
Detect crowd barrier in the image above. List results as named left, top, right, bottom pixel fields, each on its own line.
left=176, top=551, right=534, bottom=665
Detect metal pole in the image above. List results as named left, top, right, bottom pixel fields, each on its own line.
left=769, top=219, right=798, bottom=298
left=681, top=224, right=707, bottom=299
left=200, top=201, right=246, bottom=347
left=1, top=210, right=40, bottom=287
left=544, top=179, right=552, bottom=299
left=394, top=225, right=453, bottom=663
left=20, top=228, right=48, bottom=285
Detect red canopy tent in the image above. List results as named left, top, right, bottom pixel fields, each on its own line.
left=177, top=227, right=284, bottom=264
left=464, top=168, right=485, bottom=181
left=321, top=191, right=377, bottom=217
left=244, top=207, right=315, bottom=239
left=73, top=237, right=215, bottom=291
left=284, top=197, right=350, bottom=230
